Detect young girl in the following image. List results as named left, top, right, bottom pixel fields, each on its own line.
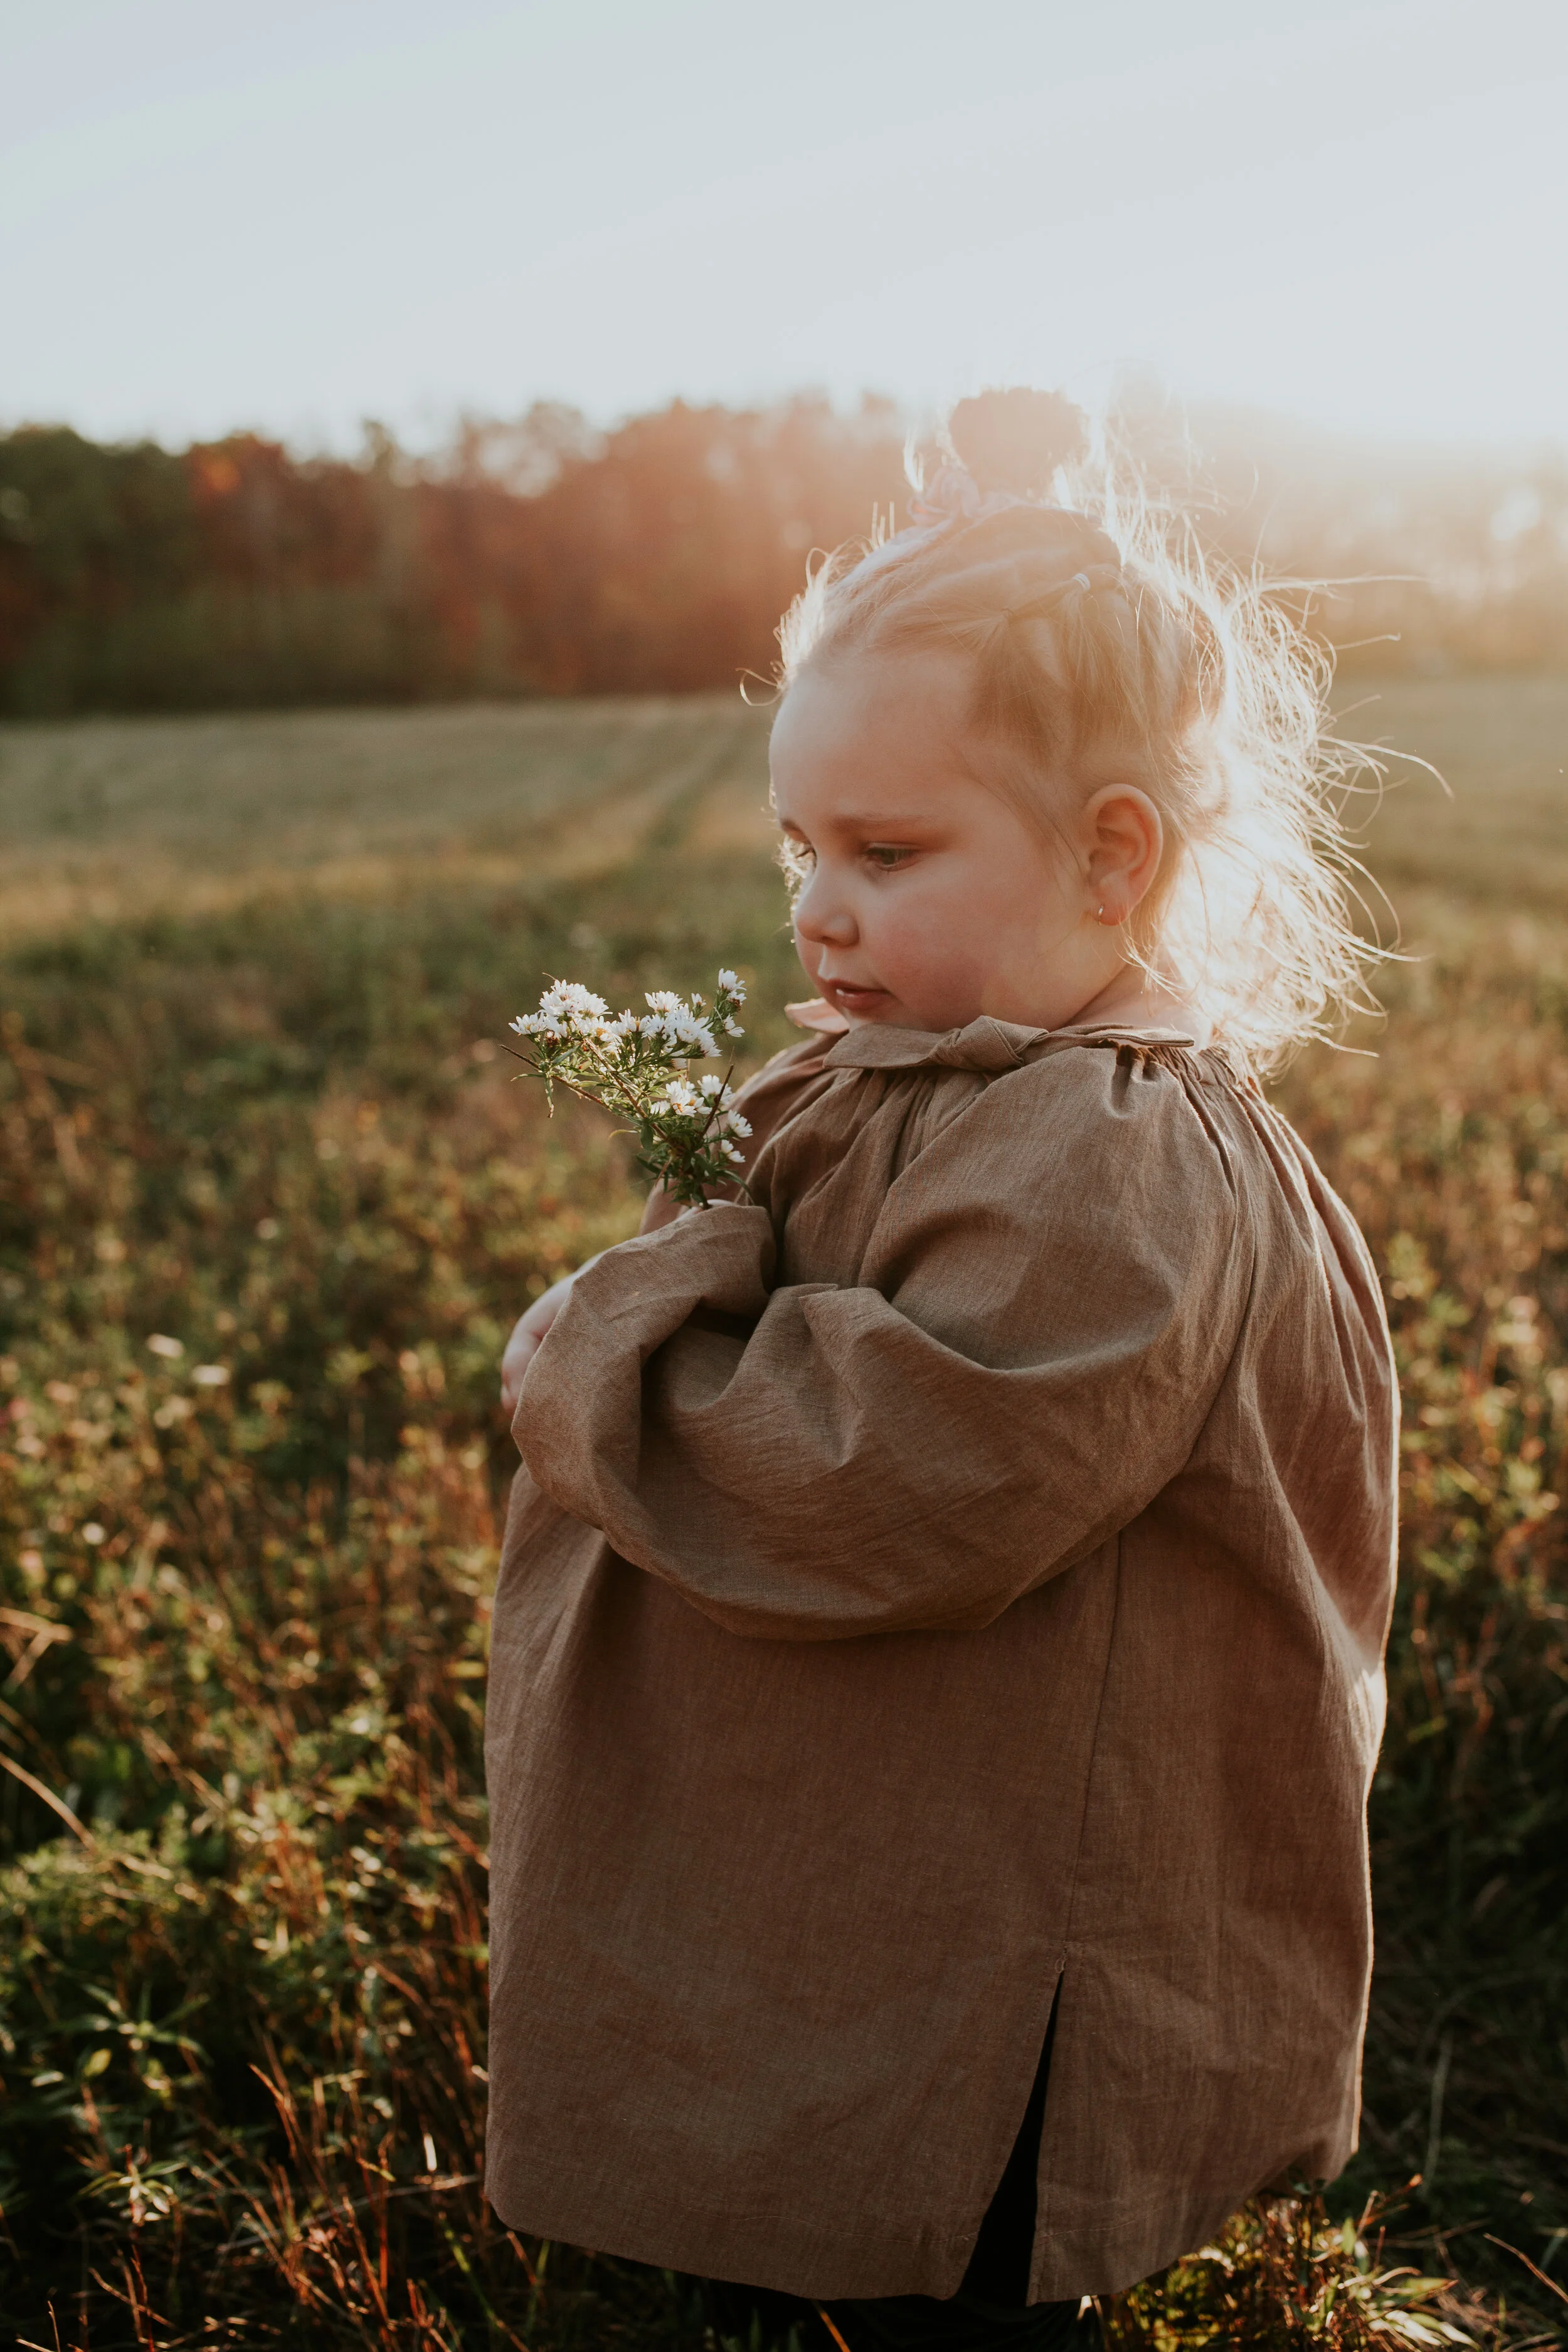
left=485, top=389, right=1399, bottom=2352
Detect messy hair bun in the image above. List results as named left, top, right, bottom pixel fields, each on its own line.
left=944, top=387, right=1088, bottom=500
left=776, top=386, right=1380, bottom=1077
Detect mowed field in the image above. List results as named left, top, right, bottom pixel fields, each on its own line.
left=0, top=679, right=1564, bottom=2349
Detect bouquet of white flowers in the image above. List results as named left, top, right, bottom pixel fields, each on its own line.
left=507, top=970, right=753, bottom=1210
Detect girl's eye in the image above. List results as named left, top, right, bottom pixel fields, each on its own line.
left=865, top=844, right=914, bottom=870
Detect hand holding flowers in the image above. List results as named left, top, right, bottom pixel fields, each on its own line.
left=507, top=971, right=753, bottom=1210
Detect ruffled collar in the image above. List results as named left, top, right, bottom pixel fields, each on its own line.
left=820, top=1015, right=1197, bottom=1077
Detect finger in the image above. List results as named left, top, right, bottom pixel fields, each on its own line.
left=501, top=1333, right=542, bottom=1407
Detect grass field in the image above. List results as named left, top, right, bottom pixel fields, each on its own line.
left=1, top=678, right=1565, bottom=2349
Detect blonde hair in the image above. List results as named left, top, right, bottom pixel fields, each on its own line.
left=776, top=391, right=1379, bottom=1077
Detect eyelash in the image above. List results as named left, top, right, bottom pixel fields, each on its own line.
left=776, top=839, right=916, bottom=886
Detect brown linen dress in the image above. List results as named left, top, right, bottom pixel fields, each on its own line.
left=484, top=1018, right=1399, bottom=2304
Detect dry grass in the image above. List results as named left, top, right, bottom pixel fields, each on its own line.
left=0, top=696, right=775, bottom=935
left=1333, top=677, right=1568, bottom=911
left=0, top=684, right=1564, bottom=2348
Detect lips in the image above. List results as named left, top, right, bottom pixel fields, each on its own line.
left=821, top=979, right=892, bottom=1017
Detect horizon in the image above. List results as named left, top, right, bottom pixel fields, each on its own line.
left=6, top=0, right=1567, bottom=460
left=8, top=383, right=1568, bottom=472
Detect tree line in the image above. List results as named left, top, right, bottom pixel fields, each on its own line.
left=1, top=393, right=1564, bottom=716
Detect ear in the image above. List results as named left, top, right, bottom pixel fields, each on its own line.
left=1081, top=785, right=1164, bottom=924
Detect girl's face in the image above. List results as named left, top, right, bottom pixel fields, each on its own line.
left=770, top=648, right=1163, bottom=1034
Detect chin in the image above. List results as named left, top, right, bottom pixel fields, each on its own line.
left=877, top=1002, right=971, bottom=1030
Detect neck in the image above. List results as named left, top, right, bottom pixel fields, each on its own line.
left=1064, top=962, right=1210, bottom=1042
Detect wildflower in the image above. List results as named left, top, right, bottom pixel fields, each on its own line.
left=506, top=968, right=757, bottom=1207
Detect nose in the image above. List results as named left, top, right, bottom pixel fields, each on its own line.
left=793, top=864, right=859, bottom=948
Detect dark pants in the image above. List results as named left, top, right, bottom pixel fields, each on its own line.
left=694, top=1991, right=1101, bottom=2352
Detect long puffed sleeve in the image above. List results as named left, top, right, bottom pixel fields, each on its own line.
left=516, top=1051, right=1250, bottom=1639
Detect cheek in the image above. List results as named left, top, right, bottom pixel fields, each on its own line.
left=901, top=857, right=1034, bottom=940
left=867, top=876, right=990, bottom=985
left=982, top=848, right=1078, bottom=940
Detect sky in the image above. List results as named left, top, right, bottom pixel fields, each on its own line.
left=5, top=0, right=1567, bottom=454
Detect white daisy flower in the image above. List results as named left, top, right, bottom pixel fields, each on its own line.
left=559, top=983, right=608, bottom=1016
left=509, top=967, right=764, bottom=1211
